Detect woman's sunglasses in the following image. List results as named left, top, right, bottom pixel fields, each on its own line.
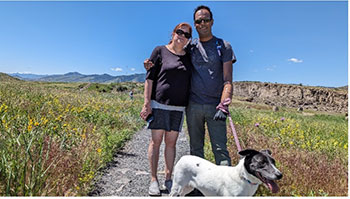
left=175, top=29, right=191, bottom=39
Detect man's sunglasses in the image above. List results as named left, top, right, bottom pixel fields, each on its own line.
left=175, top=29, right=191, bottom=39
left=195, top=18, right=211, bottom=24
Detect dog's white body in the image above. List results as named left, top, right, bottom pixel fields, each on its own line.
left=170, top=155, right=261, bottom=196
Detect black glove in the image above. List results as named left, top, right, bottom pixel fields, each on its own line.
left=213, top=99, right=231, bottom=121
left=213, top=109, right=228, bottom=121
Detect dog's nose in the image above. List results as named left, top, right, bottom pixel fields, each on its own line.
left=276, top=172, right=283, bottom=180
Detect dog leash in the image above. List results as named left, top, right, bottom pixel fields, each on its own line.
left=217, top=98, right=242, bottom=152
left=227, top=112, right=242, bottom=152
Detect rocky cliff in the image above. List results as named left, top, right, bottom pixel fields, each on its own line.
left=232, top=82, right=348, bottom=113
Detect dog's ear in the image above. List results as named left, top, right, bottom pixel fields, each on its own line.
left=260, top=149, right=272, bottom=156
left=238, top=149, right=259, bottom=157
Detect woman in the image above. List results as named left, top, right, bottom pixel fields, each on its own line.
left=140, top=22, right=192, bottom=196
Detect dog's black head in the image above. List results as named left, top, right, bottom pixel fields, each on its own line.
left=239, top=149, right=283, bottom=193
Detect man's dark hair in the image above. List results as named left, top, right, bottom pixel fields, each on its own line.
left=193, top=5, right=213, bottom=20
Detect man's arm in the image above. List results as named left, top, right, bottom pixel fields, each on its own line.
left=221, top=60, right=233, bottom=102
left=213, top=60, right=233, bottom=121
left=144, top=59, right=154, bottom=70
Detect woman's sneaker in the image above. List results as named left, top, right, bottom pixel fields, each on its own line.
left=164, top=179, right=173, bottom=193
left=148, top=180, right=160, bottom=196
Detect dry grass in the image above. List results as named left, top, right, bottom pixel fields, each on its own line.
left=227, top=130, right=347, bottom=196
left=0, top=81, right=143, bottom=196
left=203, top=101, right=347, bottom=196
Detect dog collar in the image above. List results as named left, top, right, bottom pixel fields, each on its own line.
left=240, top=176, right=259, bottom=186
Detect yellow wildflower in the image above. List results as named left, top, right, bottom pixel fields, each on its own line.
left=0, top=103, right=8, bottom=112
left=333, top=141, right=338, bottom=147
left=41, top=117, right=49, bottom=125
left=28, top=119, right=33, bottom=132
left=55, top=115, right=63, bottom=121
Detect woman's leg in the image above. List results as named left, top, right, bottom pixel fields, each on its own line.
left=164, top=130, right=179, bottom=180
left=148, top=129, right=165, bottom=182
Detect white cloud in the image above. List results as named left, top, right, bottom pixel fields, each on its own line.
left=249, top=50, right=254, bottom=53
left=111, top=67, right=123, bottom=72
left=266, top=65, right=277, bottom=71
left=130, top=68, right=136, bottom=71
left=287, top=58, right=303, bottom=63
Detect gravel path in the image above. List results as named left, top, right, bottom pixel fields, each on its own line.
left=89, top=126, right=190, bottom=196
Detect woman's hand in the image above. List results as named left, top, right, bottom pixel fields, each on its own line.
left=140, top=103, right=152, bottom=121
left=144, top=59, right=154, bottom=70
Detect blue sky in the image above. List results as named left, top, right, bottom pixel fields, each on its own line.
left=0, top=0, right=347, bottom=87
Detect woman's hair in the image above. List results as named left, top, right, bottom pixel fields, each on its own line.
left=169, top=22, right=192, bottom=44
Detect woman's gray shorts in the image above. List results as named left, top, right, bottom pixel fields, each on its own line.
left=147, top=100, right=185, bottom=132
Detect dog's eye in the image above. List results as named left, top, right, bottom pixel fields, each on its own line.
left=258, top=163, right=266, bottom=168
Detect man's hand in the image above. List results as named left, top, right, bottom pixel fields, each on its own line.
left=213, top=98, right=231, bottom=121
left=213, top=109, right=227, bottom=121
left=144, top=59, right=154, bottom=70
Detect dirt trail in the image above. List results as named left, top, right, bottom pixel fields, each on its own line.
left=89, top=127, right=190, bottom=196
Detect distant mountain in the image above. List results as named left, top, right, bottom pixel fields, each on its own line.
left=8, top=72, right=146, bottom=83
left=0, top=72, right=21, bottom=82
left=105, top=73, right=147, bottom=83
left=10, top=73, right=49, bottom=80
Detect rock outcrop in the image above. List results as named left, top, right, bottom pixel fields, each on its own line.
left=232, top=82, right=348, bottom=113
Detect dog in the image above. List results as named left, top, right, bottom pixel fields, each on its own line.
left=169, top=149, right=282, bottom=196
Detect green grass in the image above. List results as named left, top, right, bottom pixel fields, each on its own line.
left=0, top=80, right=347, bottom=196
left=229, top=105, right=347, bottom=159
left=203, top=99, right=348, bottom=196
left=0, top=81, right=143, bottom=196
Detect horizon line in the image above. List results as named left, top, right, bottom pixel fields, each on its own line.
left=3, top=72, right=347, bottom=88
left=4, top=71, right=146, bottom=76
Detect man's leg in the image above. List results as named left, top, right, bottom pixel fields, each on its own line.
left=185, top=102, right=208, bottom=196
left=186, top=101, right=205, bottom=158
left=205, top=104, right=231, bottom=166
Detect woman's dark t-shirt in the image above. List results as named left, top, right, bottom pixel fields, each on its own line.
left=146, top=45, right=192, bottom=106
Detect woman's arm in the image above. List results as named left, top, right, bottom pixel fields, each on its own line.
left=140, top=79, right=153, bottom=120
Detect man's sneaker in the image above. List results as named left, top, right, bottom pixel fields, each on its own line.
left=148, top=180, right=160, bottom=196
left=164, top=179, right=173, bottom=193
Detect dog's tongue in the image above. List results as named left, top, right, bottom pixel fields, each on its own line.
left=266, top=180, right=279, bottom=193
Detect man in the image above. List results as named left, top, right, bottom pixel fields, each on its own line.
left=186, top=5, right=236, bottom=167
left=144, top=5, right=236, bottom=166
